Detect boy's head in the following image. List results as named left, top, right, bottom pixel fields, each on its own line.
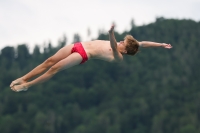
left=124, top=35, right=139, bottom=55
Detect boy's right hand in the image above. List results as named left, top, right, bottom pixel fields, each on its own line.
left=109, top=25, right=115, bottom=33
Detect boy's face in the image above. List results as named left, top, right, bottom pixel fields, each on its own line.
left=118, top=40, right=128, bottom=54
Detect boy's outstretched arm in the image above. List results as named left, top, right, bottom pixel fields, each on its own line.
left=139, top=41, right=172, bottom=49
left=108, top=25, right=123, bottom=61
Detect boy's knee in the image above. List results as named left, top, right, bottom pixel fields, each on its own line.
left=48, top=66, right=61, bottom=75
left=45, top=57, right=56, bottom=67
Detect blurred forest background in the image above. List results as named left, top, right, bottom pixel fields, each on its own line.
left=0, top=18, right=200, bottom=133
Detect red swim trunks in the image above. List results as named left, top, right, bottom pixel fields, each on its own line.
left=71, top=42, right=88, bottom=64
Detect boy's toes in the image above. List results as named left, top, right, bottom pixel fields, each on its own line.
left=11, top=84, right=28, bottom=92
left=10, top=78, right=26, bottom=88
left=10, top=81, right=18, bottom=88
left=11, top=86, right=17, bottom=92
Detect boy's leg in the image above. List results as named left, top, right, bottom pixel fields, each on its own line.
left=10, top=44, right=74, bottom=87
left=11, top=53, right=82, bottom=92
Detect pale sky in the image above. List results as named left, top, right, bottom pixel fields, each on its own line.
left=0, top=0, right=200, bottom=52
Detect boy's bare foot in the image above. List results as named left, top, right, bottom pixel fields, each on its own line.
left=10, top=78, right=27, bottom=88
left=11, top=83, right=28, bottom=92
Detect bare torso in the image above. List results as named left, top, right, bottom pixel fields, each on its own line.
left=81, top=40, right=116, bottom=62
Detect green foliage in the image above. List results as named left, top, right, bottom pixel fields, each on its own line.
left=0, top=18, right=200, bottom=133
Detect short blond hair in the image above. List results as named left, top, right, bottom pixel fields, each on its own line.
left=124, top=35, right=139, bottom=55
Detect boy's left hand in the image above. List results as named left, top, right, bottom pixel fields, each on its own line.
left=162, top=43, right=172, bottom=49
